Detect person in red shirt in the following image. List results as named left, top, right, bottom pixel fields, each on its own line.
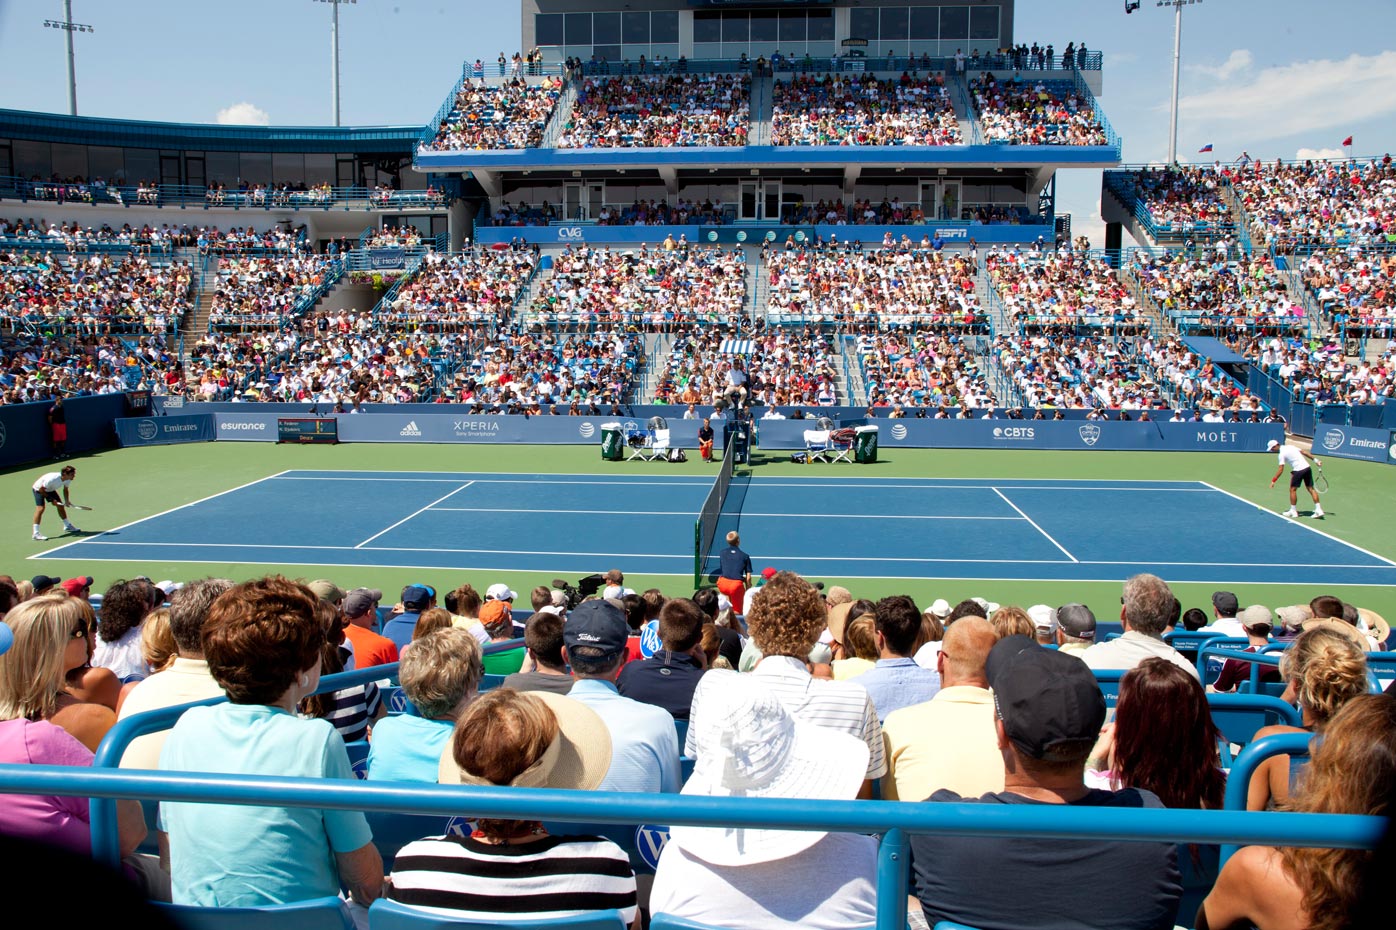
left=342, top=588, right=398, bottom=669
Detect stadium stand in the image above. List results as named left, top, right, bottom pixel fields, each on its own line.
left=421, top=77, right=565, bottom=151
left=380, top=247, right=539, bottom=329
left=558, top=74, right=750, bottom=148
left=763, top=245, right=982, bottom=326
left=985, top=247, right=1145, bottom=328
left=970, top=74, right=1108, bottom=146
left=1125, top=251, right=1309, bottom=336
left=858, top=327, right=995, bottom=410
left=205, top=253, right=343, bottom=332
left=770, top=73, right=961, bottom=147
left=651, top=323, right=839, bottom=407
left=1, top=248, right=193, bottom=334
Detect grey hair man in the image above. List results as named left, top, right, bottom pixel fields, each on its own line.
left=1081, top=573, right=1198, bottom=678
left=118, top=578, right=235, bottom=769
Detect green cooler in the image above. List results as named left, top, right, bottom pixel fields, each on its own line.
left=854, top=425, right=879, bottom=464
left=600, top=422, right=624, bottom=461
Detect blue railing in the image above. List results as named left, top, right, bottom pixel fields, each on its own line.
left=0, top=759, right=1377, bottom=930
left=1070, top=70, right=1122, bottom=159
left=1102, top=169, right=1236, bottom=245
left=0, top=176, right=451, bottom=212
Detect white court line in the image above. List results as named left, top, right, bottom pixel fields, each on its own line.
left=28, top=469, right=292, bottom=561
left=991, top=488, right=1079, bottom=563
left=68, top=539, right=690, bottom=561
left=1199, top=481, right=1396, bottom=567
left=273, top=475, right=711, bottom=486
left=750, top=483, right=1213, bottom=492
left=32, top=551, right=1396, bottom=587
left=428, top=507, right=1024, bottom=520
left=354, top=482, right=475, bottom=549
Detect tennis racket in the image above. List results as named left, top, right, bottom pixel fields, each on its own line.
left=65, top=503, right=93, bottom=511
left=1314, top=466, right=1330, bottom=495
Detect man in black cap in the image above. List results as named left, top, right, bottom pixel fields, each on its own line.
left=31, top=574, right=62, bottom=596
left=563, top=599, right=681, bottom=794
left=383, top=584, right=435, bottom=652
left=1202, top=591, right=1244, bottom=639
left=1054, top=603, right=1096, bottom=657
left=910, top=637, right=1182, bottom=930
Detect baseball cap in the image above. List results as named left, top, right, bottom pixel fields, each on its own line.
left=154, top=580, right=184, bottom=597
left=987, top=636, right=1106, bottom=761
left=60, top=576, right=94, bottom=596
left=1211, top=591, right=1239, bottom=616
left=563, top=599, right=629, bottom=659
left=31, top=575, right=61, bottom=593
left=343, top=587, right=383, bottom=617
left=486, top=583, right=517, bottom=602
left=479, top=600, right=512, bottom=629
left=926, top=598, right=951, bottom=619
left=761, top=567, right=778, bottom=581
left=972, top=596, right=1000, bottom=616
left=1056, top=603, right=1097, bottom=640
left=1028, top=604, right=1058, bottom=635
left=1238, top=604, right=1274, bottom=632
left=401, top=584, right=434, bottom=610
left=308, top=579, right=347, bottom=604
left=1266, top=439, right=1279, bottom=450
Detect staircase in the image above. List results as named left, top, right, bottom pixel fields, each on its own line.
left=636, top=331, right=673, bottom=401
left=836, top=336, right=867, bottom=407
left=946, top=74, right=978, bottom=144
left=749, top=72, right=773, bottom=146
left=745, top=250, right=765, bottom=324
left=541, top=81, right=579, bottom=148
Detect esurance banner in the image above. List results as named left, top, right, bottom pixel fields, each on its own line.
left=756, top=419, right=1285, bottom=453
left=1310, top=424, right=1396, bottom=465
left=115, top=414, right=215, bottom=447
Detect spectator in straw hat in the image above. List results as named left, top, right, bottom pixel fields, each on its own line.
left=651, top=672, right=876, bottom=929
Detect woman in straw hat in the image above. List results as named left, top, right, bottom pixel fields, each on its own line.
left=387, top=688, right=637, bottom=926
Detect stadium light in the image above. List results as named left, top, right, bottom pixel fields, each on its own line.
left=1154, top=0, right=1203, bottom=166
left=312, top=0, right=357, bottom=126
left=41, top=1, right=94, bottom=116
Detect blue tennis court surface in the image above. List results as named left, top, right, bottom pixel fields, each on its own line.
left=33, top=470, right=1396, bottom=586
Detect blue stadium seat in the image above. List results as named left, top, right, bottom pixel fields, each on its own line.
left=1207, top=693, right=1301, bottom=747
left=366, top=811, right=471, bottom=871
left=345, top=740, right=371, bottom=779
left=157, top=896, right=352, bottom=930
left=1091, top=670, right=1125, bottom=709
left=368, top=898, right=626, bottom=929
left=539, top=821, right=671, bottom=876
left=480, top=674, right=507, bottom=693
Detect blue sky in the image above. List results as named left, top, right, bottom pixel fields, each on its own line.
left=1, top=0, right=1392, bottom=242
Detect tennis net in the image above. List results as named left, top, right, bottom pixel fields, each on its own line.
left=693, top=447, right=736, bottom=586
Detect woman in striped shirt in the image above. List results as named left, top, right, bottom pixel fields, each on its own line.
left=388, top=689, right=638, bottom=927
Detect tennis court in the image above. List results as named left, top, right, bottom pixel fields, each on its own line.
left=33, top=467, right=1396, bottom=587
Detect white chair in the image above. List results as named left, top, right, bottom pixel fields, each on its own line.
left=629, top=416, right=671, bottom=462
left=803, top=429, right=833, bottom=462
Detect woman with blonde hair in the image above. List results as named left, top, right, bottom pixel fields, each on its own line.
left=412, top=606, right=454, bottom=641
left=1199, top=693, right=1396, bottom=930
left=0, top=594, right=118, bottom=751
left=0, top=595, right=147, bottom=864
left=140, top=607, right=178, bottom=673
left=989, top=605, right=1036, bottom=640
left=1246, top=626, right=1369, bottom=810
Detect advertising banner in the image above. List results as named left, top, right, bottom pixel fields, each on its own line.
left=115, top=414, right=215, bottom=447
left=1309, top=424, right=1396, bottom=465
left=473, top=223, right=1041, bottom=247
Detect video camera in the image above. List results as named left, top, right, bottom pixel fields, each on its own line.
left=551, top=574, right=605, bottom=611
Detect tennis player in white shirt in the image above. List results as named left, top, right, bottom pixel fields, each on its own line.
left=1267, top=438, right=1323, bottom=519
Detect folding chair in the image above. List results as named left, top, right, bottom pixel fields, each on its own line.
left=627, top=416, right=670, bottom=462
left=827, top=427, right=857, bottom=464
left=803, top=429, right=833, bottom=462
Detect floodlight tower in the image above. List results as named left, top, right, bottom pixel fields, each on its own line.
left=42, top=1, right=94, bottom=116
left=313, top=0, right=357, bottom=126
left=1158, top=0, right=1202, bottom=165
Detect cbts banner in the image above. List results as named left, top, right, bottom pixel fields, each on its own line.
left=755, top=419, right=1285, bottom=453
left=211, top=412, right=725, bottom=447
left=1310, top=424, right=1396, bottom=465
left=115, top=414, right=215, bottom=447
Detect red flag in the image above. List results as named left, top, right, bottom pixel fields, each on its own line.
left=1342, top=135, right=1354, bottom=146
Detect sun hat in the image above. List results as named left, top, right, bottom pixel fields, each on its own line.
left=671, top=672, right=868, bottom=866
left=1301, top=617, right=1375, bottom=651
left=1357, top=607, right=1390, bottom=646
left=437, top=691, right=612, bottom=790
left=926, top=598, right=951, bottom=619
left=826, top=602, right=855, bottom=643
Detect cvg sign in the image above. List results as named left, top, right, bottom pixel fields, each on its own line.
left=557, top=227, right=585, bottom=240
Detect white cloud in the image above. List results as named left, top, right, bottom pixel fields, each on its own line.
left=1178, top=51, right=1396, bottom=141
left=1188, top=49, right=1254, bottom=82
left=1295, top=147, right=1346, bottom=161
left=215, top=102, right=270, bottom=126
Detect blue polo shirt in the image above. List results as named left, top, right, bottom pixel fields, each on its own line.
left=616, top=650, right=705, bottom=719
left=381, top=611, right=421, bottom=652
left=717, top=546, right=751, bottom=581
left=567, top=679, right=681, bottom=794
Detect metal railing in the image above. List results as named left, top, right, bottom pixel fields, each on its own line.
left=0, top=176, right=450, bottom=212
left=1101, top=169, right=1236, bottom=245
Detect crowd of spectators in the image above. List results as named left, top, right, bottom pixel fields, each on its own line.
left=764, top=243, right=982, bottom=325
left=1127, top=250, right=1309, bottom=334
left=1144, top=334, right=1268, bottom=415
left=1228, top=156, right=1396, bottom=252
left=1117, top=165, right=1233, bottom=232
left=527, top=243, right=747, bottom=328
left=381, top=247, right=539, bottom=328
left=771, top=73, right=961, bottom=147
left=363, top=226, right=424, bottom=250
left=1251, top=335, right=1396, bottom=406
left=0, top=334, right=156, bottom=405
left=985, top=246, right=1144, bottom=328
left=971, top=75, right=1109, bottom=146
left=422, top=77, right=564, bottom=151
left=205, top=253, right=340, bottom=331
left=990, top=330, right=1166, bottom=410
left=0, top=218, right=308, bottom=255
left=651, top=323, right=839, bottom=407
left=858, top=327, right=996, bottom=411
left=1299, top=246, right=1396, bottom=333
left=1, top=249, right=193, bottom=333
left=439, top=326, right=642, bottom=410
left=5, top=566, right=1386, bottom=927
left=558, top=74, right=749, bottom=148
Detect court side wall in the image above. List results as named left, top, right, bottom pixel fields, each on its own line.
left=0, top=394, right=128, bottom=469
